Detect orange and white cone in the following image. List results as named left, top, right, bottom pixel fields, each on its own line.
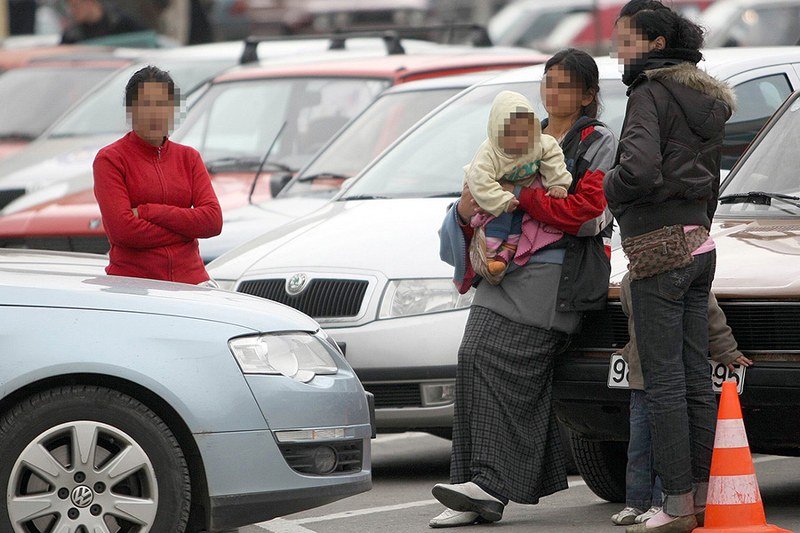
left=695, top=381, right=792, bottom=533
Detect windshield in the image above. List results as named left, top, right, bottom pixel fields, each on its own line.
left=717, top=97, right=800, bottom=217
left=0, top=67, right=116, bottom=139
left=341, top=80, right=628, bottom=200
left=48, top=60, right=234, bottom=138
left=172, top=77, right=388, bottom=172
left=282, top=87, right=462, bottom=199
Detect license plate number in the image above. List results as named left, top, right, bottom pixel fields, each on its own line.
left=607, top=354, right=745, bottom=394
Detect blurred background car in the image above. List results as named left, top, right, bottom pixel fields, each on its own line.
left=701, top=0, right=800, bottom=47
left=0, top=248, right=373, bottom=532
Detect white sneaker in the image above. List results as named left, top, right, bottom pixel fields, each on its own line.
left=635, top=506, right=663, bottom=524
left=431, top=482, right=504, bottom=522
left=612, top=507, right=644, bottom=526
left=429, top=508, right=482, bottom=528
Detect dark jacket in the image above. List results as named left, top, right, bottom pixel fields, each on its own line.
left=62, top=3, right=145, bottom=44
left=605, top=61, right=736, bottom=240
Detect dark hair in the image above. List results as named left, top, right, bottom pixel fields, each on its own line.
left=125, top=65, right=176, bottom=107
left=544, top=48, right=601, bottom=118
left=618, top=0, right=705, bottom=50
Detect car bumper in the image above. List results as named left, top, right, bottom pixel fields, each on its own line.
left=197, top=425, right=373, bottom=531
left=325, top=310, right=466, bottom=431
left=554, top=354, right=800, bottom=454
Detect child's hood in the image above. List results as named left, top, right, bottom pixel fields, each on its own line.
left=487, top=90, right=542, bottom=158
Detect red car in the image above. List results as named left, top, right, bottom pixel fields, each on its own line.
left=0, top=38, right=546, bottom=256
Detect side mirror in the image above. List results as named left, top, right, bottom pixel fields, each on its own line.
left=270, top=172, right=293, bottom=198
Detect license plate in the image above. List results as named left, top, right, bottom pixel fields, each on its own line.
left=607, top=354, right=745, bottom=394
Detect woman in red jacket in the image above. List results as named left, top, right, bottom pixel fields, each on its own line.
left=93, top=66, right=222, bottom=285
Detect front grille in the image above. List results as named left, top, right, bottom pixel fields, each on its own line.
left=573, top=301, right=800, bottom=353
left=278, top=440, right=363, bottom=475
left=363, top=383, right=422, bottom=408
left=238, top=278, right=368, bottom=318
left=0, top=189, right=25, bottom=209
left=0, top=237, right=110, bottom=255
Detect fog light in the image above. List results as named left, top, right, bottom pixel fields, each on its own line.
left=312, top=446, right=338, bottom=474
left=421, top=382, right=456, bottom=407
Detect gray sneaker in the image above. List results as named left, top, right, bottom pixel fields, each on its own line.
left=612, top=507, right=644, bottom=526
left=635, top=506, right=662, bottom=524
left=429, top=508, right=482, bottom=528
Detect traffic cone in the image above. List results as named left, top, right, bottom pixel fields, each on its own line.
left=695, top=381, right=792, bottom=533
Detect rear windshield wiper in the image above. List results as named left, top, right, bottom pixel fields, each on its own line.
left=719, top=191, right=800, bottom=209
left=296, top=172, right=351, bottom=182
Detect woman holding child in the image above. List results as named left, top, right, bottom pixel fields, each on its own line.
left=431, top=49, right=617, bottom=528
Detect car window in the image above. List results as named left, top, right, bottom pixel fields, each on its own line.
left=282, top=88, right=462, bottom=199
left=718, top=96, right=800, bottom=217
left=0, top=67, right=115, bottom=140
left=341, top=80, right=628, bottom=200
left=723, top=73, right=793, bottom=169
left=47, top=60, right=233, bottom=138
left=175, top=77, right=388, bottom=171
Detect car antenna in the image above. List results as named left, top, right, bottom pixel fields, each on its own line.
left=249, top=121, right=287, bottom=206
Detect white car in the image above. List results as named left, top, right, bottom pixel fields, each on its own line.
left=208, top=48, right=800, bottom=434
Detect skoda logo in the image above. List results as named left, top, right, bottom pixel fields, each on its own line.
left=88, top=218, right=102, bottom=230
left=286, top=273, right=309, bottom=295
left=71, top=486, right=94, bottom=508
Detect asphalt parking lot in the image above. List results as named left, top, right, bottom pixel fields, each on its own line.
left=240, top=433, right=800, bottom=533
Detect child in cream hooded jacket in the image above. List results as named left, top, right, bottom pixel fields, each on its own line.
left=464, top=90, right=572, bottom=279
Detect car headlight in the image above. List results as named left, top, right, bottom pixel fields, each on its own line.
left=214, top=279, right=236, bottom=291
left=378, top=279, right=474, bottom=320
left=229, top=333, right=338, bottom=382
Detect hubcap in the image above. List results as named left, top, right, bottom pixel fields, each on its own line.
left=7, top=421, right=159, bottom=533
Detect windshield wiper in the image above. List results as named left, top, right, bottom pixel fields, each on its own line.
left=0, top=132, right=35, bottom=141
left=297, top=172, right=351, bottom=182
left=425, top=192, right=461, bottom=198
left=206, top=157, right=295, bottom=174
left=340, top=194, right=390, bottom=201
left=719, top=191, right=800, bottom=209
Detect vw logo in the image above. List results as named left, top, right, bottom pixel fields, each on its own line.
left=71, top=486, right=94, bottom=508
left=286, top=273, right=309, bottom=295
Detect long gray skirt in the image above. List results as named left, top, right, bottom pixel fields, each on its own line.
left=450, top=305, right=570, bottom=504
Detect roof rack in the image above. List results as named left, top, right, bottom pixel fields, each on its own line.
left=240, top=31, right=405, bottom=65
left=352, top=23, right=493, bottom=48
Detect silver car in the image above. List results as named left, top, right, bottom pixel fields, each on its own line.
left=0, top=250, right=373, bottom=533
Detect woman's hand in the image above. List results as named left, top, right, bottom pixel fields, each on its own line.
left=457, top=184, right=480, bottom=224
left=132, top=207, right=139, bottom=218
left=728, top=355, right=753, bottom=372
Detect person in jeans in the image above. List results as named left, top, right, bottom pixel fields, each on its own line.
left=604, top=1, right=735, bottom=531
left=611, top=274, right=752, bottom=526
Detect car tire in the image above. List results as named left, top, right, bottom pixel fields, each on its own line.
left=426, top=428, right=453, bottom=440
left=0, top=385, right=191, bottom=533
left=570, top=431, right=626, bottom=503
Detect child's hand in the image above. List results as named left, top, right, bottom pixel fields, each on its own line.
left=546, top=186, right=568, bottom=199
left=728, top=355, right=753, bottom=372
left=506, top=198, right=520, bottom=212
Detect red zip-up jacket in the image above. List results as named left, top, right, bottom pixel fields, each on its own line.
left=93, top=131, right=222, bottom=284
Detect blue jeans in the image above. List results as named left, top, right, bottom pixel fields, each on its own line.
left=627, top=389, right=663, bottom=510
left=629, top=251, right=717, bottom=517
left=484, top=210, right=523, bottom=241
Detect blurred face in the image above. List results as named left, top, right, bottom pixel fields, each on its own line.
left=541, top=65, right=595, bottom=119
left=499, top=113, right=536, bottom=156
left=128, top=82, right=175, bottom=146
left=614, top=16, right=663, bottom=66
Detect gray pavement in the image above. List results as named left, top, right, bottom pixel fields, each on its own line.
left=240, top=433, right=800, bottom=533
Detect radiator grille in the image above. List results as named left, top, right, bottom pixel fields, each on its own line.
left=363, top=383, right=423, bottom=408
left=238, top=278, right=368, bottom=318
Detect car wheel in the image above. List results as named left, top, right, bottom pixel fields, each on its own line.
left=570, top=432, right=626, bottom=503
left=0, top=386, right=191, bottom=533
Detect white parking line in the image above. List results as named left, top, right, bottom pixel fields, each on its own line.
left=374, top=432, right=432, bottom=444
left=753, top=455, right=790, bottom=464
left=257, top=518, right=316, bottom=533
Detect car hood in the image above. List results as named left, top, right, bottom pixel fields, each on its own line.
left=0, top=256, right=320, bottom=332
left=610, top=218, right=800, bottom=298
left=0, top=136, right=115, bottom=191
left=200, top=197, right=330, bottom=263
left=209, top=198, right=456, bottom=281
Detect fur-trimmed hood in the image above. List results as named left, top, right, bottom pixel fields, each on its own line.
left=644, top=62, right=736, bottom=141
